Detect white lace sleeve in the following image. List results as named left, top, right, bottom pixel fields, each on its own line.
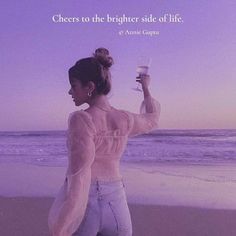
left=48, top=111, right=95, bottom=236
left=125, top=96, right=161, bottom=137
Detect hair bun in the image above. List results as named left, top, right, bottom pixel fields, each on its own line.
left=93, top=47, right=114, bottom=69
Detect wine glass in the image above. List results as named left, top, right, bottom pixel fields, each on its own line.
left=132, top=56, right=152, bottom=92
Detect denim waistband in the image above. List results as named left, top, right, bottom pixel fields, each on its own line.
left=90, top=176, right=124, bottom=185
left=88, top=177, right=125, bottom=200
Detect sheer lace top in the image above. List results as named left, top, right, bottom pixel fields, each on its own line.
left=48, top=95, right=161, bottom=236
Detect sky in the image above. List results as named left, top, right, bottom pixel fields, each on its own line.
left=1, top=0, right=235, bottom=131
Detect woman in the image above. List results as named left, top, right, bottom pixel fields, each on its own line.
left=48, top=48, right=161, bottom=236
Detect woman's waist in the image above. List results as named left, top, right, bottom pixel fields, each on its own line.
left=91, top=160, right=122, bottom=182
left=91, top=171, right=122, bottom=183
left=94, top=153, right=122, bottom=161
left=91, top=158, right=119, bottom=171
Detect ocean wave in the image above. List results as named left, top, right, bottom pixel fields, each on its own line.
left=0, top=131, right=66, bottom=138
left=0, top=129, right=236, bottom=166
left=142, top=129, right=236, bottom=138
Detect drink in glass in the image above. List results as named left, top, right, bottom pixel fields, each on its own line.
left=132, top=56, right=152, bottom=92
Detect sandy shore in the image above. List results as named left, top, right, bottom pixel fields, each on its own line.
left=1, top=163, right=236, bottom=235
left=1, top=196, right=236, bottom=236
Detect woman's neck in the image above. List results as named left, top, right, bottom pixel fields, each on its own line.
left=88, top=95, right=111, bottom=110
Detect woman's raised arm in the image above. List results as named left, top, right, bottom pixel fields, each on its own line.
left=125, top=75, right=161, bottom=137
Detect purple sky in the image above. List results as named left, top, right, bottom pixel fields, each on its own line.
left=1, top=0, right=235, bottom=131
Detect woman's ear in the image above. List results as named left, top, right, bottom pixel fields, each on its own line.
left=86, top=81, right=96, bottom=93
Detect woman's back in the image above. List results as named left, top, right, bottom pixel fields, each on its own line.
left=83, top=106, right=131, bottom=181
left=66, top=96, right=160, bottom=181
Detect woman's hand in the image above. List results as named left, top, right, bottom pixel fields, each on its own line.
left=136, top=74, right=151, bottom=97
left=136, top=74, right=151, bottom=89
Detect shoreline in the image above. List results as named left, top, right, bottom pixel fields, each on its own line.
left=1, top=196, right=236, bottom=236
left=0, top=162, right=236, bottom=209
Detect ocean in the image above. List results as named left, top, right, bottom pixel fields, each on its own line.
left=0, top=129, right=235, bottom=167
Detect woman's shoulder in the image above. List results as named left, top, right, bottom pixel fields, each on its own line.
left=109, top=108, right=133, bottom=131
left=69, top=109, right=91, bottom=121
left=68, top=110, right=96, bottom=133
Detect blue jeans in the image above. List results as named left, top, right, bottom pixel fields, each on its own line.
left=72, top=178, right=132, bottom=236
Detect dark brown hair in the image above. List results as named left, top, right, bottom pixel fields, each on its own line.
left=68, top=48, right=114, bottom=95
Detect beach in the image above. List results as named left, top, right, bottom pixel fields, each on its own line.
left=0, top=163, right=236, bottom=236
left=1, top=196, right=236, bottom=236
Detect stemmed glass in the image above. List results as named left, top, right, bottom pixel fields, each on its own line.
left=132, top=56, right=152, bottom=92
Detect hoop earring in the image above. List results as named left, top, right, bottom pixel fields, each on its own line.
left=88, top=91, right=92, bottom=97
